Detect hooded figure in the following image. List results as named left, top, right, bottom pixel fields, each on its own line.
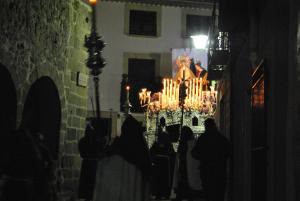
left=191, top=118, right=230, bottom=201
left=78, top=120, right=101, bottom=201
left=93, top=115, right=151, bottom=201
left=173, top=126, right=203, bottom=201
left=150, top=131, right=175, bottom=199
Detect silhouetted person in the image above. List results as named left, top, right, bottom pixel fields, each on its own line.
left=195, top=61, right=207, bottom=78
left=34, top=132, right=57, bottom=201
left=173, top=126, right=202, bottom=201
left=78, top=121, right=101, bottom=201
left=120, top=74, right=128, bottom=112
left=189, top=58, right=197, bottom=76
left=0, top=127, right=40, bottom=201
left=192, top=118, right=230, bottom=201
left=93, top=115, right=151, bottom=201
left=150, top=131, right=175, bottom=199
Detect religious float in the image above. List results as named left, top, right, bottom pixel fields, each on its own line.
left=138, top=55, right=218, bottom=146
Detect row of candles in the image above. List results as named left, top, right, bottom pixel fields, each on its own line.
left=139, top=77, right=217, bottom=114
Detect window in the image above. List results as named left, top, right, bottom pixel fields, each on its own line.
left=128, top=58, right=156, bottom=112
left=129, top=10, right=157, bottom=36
left=124, top=4, right=161, bottom=37
left=186, top=15, right=211, bottom=36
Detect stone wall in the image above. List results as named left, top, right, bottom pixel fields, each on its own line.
left=0, top=0, right=91, bottom=200
left=295, top=3, right=300, bottom=200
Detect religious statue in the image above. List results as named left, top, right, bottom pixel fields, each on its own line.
left=173, top=55, right=196, bottom=81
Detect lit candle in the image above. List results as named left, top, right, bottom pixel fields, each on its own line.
left=163, top=79, right=166, bottom=95
left=126, top=85, right=130, bottom=101
left=196, top=79, right=198, bottom=100
left=166, top=79, right=169, bottom=98
left=200, top=78, right=202, bottom=101
left=183, top=66, right=186, bottom=80
left=159, top=92, right=162, bottom=108
left=139, top=92, right=143, bottom=105
left=147, top=91, right=151, bottom=104
left=170, top=79, right=173, bottom=98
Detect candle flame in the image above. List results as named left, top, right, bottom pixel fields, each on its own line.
left=126, top=86, right=130, bottom=90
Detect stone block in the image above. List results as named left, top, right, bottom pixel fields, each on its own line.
left=73, top=155, right=82, bottom=169
left=72, top=116, right=81, bottom=128
left=65, top=143, right=74, bottom=155
left=67, top=128, right=76, bottom=141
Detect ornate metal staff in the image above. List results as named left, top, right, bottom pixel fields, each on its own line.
left=86, top=0, right=106, bottom=119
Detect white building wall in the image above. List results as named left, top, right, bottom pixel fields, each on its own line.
left=88, top=1, right=212, bottom=112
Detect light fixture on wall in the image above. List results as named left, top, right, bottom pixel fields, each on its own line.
left=191, top=34, right=209, bottom=50
left=206, top=0, right=229, bottom=80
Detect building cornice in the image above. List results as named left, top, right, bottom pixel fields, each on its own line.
left=102, top=0, right=215, bottom=9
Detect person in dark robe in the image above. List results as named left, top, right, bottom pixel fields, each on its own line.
left=0, top=126, right=41, bottom=201
left=194, top=62, right=207, bottom=78
left=34, top=132, right=57, bottom=201
left=150, top=131, right=175, bottom=199
left=93, top=115, right=152, bottom=201
left=78, top=121, right=101, bottom=201
left=191, top=118, right=230, bottom=201
left=173, top=126, right=202, bottom=201
left=189, top=58, right=197, bottom=76
left=120, top=74, right=129, bottom=112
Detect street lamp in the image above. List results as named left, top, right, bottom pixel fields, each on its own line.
left=191, top=34, right=209, bottom=49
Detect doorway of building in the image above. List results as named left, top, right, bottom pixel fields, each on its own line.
left=251, top=61, right=267, bottom=201
left=0, top=64, right=17, bottom=155
left=22, top=76, right=61, bottom=159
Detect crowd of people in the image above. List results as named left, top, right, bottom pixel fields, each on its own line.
left=0, top=113, right=229, bottom=201
left=78, top=115, right=230, bottom=201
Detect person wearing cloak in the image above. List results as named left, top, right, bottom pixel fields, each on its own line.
left=93, top=115, right=151, bottom=201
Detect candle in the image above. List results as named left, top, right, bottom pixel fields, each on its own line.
left=159, top=92, right=162, bottom=109
left=147, top=91, right=151, bottom=104
left=195, top=80, right=198, bottom=100
left=139, top=92, right=143, bottom=105
left=170, top=79, right=173, bottom=98
left=126, top=85, right=130, bottom=101
left=183, top=66, right=186, bottom=80
left=163, top=79, right=166, bottom=95
left=200, top=78, right=202, bottom=101
left=166, top=79, right=169, bottom=98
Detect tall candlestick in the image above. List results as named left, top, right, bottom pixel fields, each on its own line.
left=163, top=79, right=166, bottom=95
left=147, top=91, right=151, bottom=104
left=126, top=85, right=130, bottom=101
left=200, top=78, right=202, bottom=101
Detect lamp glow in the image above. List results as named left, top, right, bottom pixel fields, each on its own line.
left=89, top=0, right=97, bottom=5
left=191, top=35, right=208, bottom=49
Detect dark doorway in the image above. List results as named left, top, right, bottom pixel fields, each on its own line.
left=128, top=58, right=156, bottom=113
left=22, top=76, right=61, bottom=159
left=0, top=64, right=17, bottom=155
left=251, top=61, right=267, bottom=201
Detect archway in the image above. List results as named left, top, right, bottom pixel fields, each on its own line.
left=0, top=64, right=17, bottom=151
left=22, top=76, right=61, bottom=159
